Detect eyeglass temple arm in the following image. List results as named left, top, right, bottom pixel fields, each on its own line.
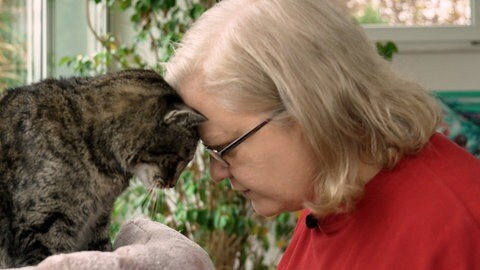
left=218, top=118, right=273, bottom=156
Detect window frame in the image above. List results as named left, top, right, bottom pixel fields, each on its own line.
left=361, top=0, right=480, bottom=44
left=26, top=0, right=106, bottom=84
left=27, top=0, right=47, bottom=84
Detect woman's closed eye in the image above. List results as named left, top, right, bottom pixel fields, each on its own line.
left=204, top=142, right=231, bottom=151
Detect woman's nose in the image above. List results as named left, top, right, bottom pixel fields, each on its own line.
left=209, top=158, right=232, bottom=182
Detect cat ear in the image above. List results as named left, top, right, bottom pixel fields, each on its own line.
left=164, top=107, right=206, bottom=128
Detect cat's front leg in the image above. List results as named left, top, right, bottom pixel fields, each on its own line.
left=0, top=229, right=14, bottom=268
left=11, top=218, right=76, bottom=267
left=0, top=189, right=16, bottom=268
left=87, top=213, right=112, bottom=251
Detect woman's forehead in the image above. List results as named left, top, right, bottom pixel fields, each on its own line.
left=198, top=120, right=233, bottom=145
left=176, top=75, right=267, bottom=144
left=179, top=89, right=235, bottom=143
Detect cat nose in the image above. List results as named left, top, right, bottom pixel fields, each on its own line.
left=209, top=159, right=232, bottom=183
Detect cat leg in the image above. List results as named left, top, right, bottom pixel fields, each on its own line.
left=12, top=211, right=82, bottom=267
left=87, top=213, right=113, bottom=251
left=0, top=232, right=14, bottom=268
left=0, top=250, right=12, bottom=268
left=0, top=188, right=14, bottom=268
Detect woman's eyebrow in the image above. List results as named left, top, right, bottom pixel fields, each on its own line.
left=201, top=125, right=240, bottom=149
left=205, top=142, right=231, bottom=151
left=200, top=133, right=225, bottom=147
left=201, top=132, right=236, bottom=150
left=201, top=136, right=229, bottom=148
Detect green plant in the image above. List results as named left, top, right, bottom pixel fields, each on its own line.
left=59, top=0, right=214, bottom=75
left=354, top=3, right=387, bottom=25
left=376, top=41, right=398, bottom=61
left=349, top=2, right=399, bottom=61
left=61, top=1, right=295, bottom=269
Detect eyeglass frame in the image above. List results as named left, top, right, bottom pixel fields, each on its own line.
left=202, top=109, right=284, bottom=167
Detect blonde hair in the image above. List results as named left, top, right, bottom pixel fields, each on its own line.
left=165, top=0, right=442, bottom=218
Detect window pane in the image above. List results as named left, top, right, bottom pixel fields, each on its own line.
left=0, top=0, right=27, bottom=90
left=346, top=0, right=472, bottom=26
left=47, top=0, right=107, bottom=77
left=48, top=0, right=105, bottom=77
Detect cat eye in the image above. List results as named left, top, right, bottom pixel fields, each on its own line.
left=202, top=110, right=284, bottom=168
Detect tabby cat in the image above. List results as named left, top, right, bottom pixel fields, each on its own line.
left=0, top=69, right=204, bottom=267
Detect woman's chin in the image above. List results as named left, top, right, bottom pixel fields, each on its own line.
left=251, top=199, right=303, bottom=218
left=251, top=201, right=282, bottom=218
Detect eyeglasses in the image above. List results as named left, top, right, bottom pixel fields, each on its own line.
left=202, top=110, right=283, bottom=167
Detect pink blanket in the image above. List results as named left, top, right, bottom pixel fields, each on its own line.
left=5, top=219, right=214, bottom=270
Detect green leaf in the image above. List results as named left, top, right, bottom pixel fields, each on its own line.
left=376, top=40, right=398, bottom=61
left=130, top=13, right=141, bottom=23
left=219, top=215, right=228, bottom=229
left=276, top=212, right=291, bottom=224
left=185, top=183, right=197, bottom=196
left=58, top=56, right=71, bottom=66
left=118, top=0, right=133, bottom=9
left=189, top=4, right=205, bottom=20
left=161, top=0, right=176, bottom=11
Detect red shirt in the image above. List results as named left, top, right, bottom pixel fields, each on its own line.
left=278, top=134, right=480, bottom=270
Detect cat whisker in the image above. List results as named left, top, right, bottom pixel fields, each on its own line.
left=147, top=185, right=158, bottom=218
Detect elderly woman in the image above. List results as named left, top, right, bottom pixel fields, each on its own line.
left=165, top=0, right=480, bottom=269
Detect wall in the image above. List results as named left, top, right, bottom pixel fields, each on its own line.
left=390, top=42, right=480, bottom=91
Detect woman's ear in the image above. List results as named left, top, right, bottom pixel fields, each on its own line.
left=164, top=106, right=206, bottom=128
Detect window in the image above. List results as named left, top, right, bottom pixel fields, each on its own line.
left=346, top=0, right=480, bottom=43
left=47, top=0, right=106, bottom=78
left=0, top=0, right=105, bottom=89
left=0, top=0, right=28, bottom=89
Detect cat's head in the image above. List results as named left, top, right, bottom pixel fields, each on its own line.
left=88, top=69, right=205, bottom=188
left=132, top=104, right=205, bottom=188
